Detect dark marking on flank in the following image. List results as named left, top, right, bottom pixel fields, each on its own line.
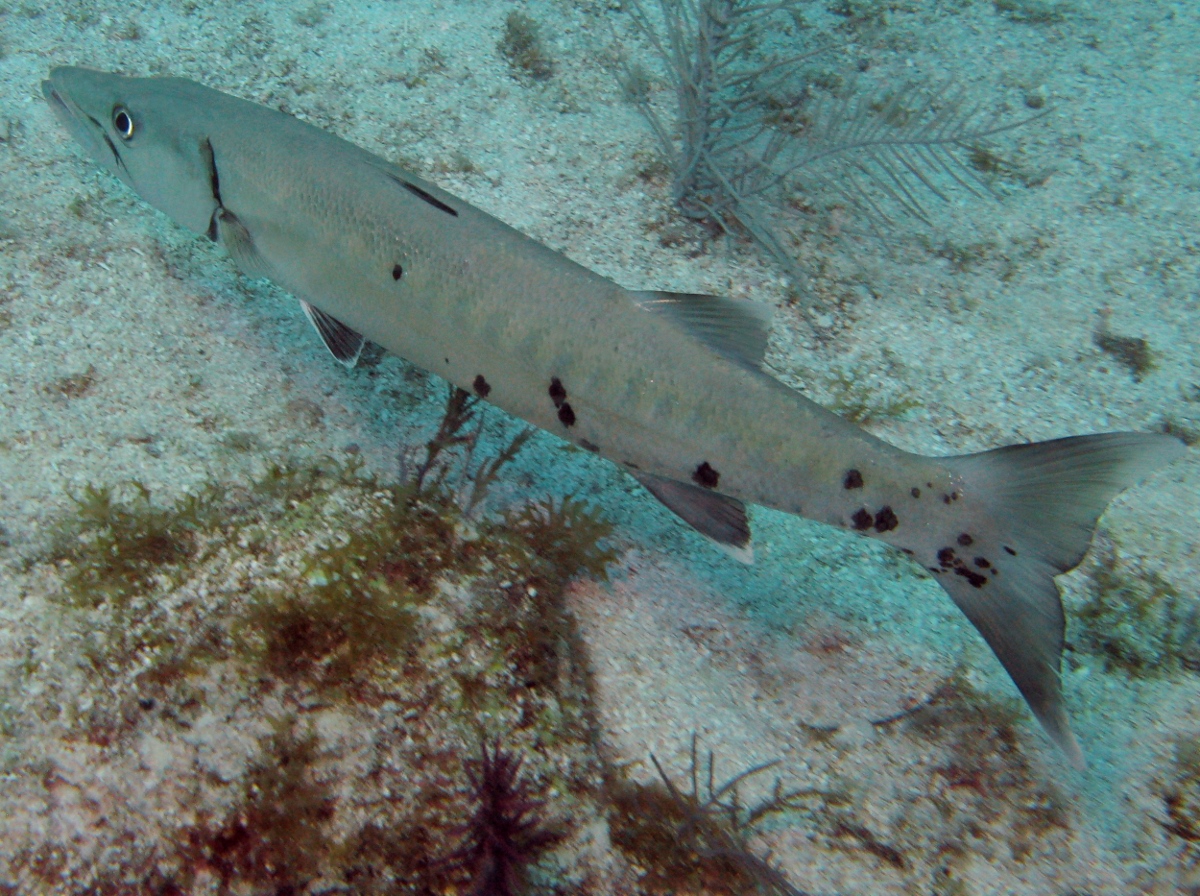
left=1004, top=545, right=1017, bottom=556
left=951, top=490, right=960, bottom=501
left=910, top=487, right=921, bottom=499
left=843, top=469, right=864, bottom=490
left=957, top=533, right=974, bottom=546
left=955, top=566, right=987, bottom=588
left=851, top=508, right=873, bottom=531
left=387, top=173, right=459, bottom=216
left=692, top=461, right=719, bottom=489
left=873, top=506, right=898, bottom=533
left=444, top=358, right=450, bottom=365
left=942, top=494, right=952, bottom=505
left=392, top=263, right=404, bottom=281
left=472, top=375, right=491, bottom=398
left=974, top=557, right=990, bottom=568
left=937, top=544, right=989, bottom=587
left=580, top=439, right=598, bottom=453
left=548, top=377, right=567, bottom=408
left=557, top=403, right=576, bottom=427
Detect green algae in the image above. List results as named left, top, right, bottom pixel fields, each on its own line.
left=499, top=11, right=555, bottom=83
left=1074, top=548, right=1199, bottom=677
left=33, top=428, right=616, bottom=891
left=822, top=364, right=922, bottom=425
left=52, top=479, right=224, bottom=609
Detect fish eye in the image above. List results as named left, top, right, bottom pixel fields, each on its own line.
left=112, top=106, right=134, bottom=141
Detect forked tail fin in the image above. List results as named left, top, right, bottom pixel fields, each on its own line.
left=943, top=432, right=1184, bottom=768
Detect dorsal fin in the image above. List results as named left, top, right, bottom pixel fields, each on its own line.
left=300, top=300, right=365, bottom=367
left=632, top=470, right=753, bottom=563
left=632, top=290, right=772, bottom=370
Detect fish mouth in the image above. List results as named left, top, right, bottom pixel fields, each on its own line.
left=42, top=82, right=66, bottom=109
left=42, top=76, right=84, bottom=132
left=41, top=79, right=74, bottom=124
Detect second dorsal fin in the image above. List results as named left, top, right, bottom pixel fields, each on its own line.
left=632, top=290, right=772, bottom=370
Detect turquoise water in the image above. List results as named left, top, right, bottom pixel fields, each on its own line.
left=1, top=1, right=1197, bottom=893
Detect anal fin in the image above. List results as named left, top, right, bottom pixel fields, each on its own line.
left=300, top=300, right=365, bottom=367
left=633, top=471, right=752, bottom=563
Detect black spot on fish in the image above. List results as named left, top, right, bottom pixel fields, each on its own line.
left=387, top=173, right=459, bottom=216
left=873, top=506, right=898, bottom=532
left=548, top=377, right=567, bottom=408
left=937, top=544, right=989, bottom=586
left=955, top=566, right=987, bottom=588
left=444, top=358, right=450, bottom=365
left=557, top=403, right=576, bottom=427
left=851, top=508, right=873, bottom=531
left=974, top=557, right=990, bottom=568
left=843, top=469, right=864, bottom=490
left=1004, top=545, right=1017, bottom=556
left=957, top=533, right=974, bottom=546
left=910, top=487, right=921, bottom=499
left=472, top=375, right=491, bottom=398
left=692, top=462, right=719, bottom=489
left=392, top=263, right=404, bottom=281
left=580, top=439, right=598, bottom=452
left=951, top=490, right=960, bottom=501
left=942, top=494, right=952, bottom=505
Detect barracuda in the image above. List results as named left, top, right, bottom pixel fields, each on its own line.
left=42, top=66, right=1184, bottom=766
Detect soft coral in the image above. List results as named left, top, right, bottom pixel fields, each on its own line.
left=446, top=739, right=564, bottom=896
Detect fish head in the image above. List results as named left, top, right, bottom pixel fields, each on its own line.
left=43, top=66, right=219, bottom=236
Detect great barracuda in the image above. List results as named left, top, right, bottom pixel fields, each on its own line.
left=42, top=66, right=1183, bottom=767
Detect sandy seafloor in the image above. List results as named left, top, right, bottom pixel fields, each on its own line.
left=1, top=0, right=1198, bottom=893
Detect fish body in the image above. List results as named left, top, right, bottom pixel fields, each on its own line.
left=42, top=67, right=1184, bottom=765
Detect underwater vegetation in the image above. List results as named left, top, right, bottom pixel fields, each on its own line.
left=624, top=0, right=1041, bottom=282
left=500, top=11, right=556, bottom=83
left=441, top=738, right=566, bottom=896
left=178, top=720, right=336, bottom=890
left=1160, top=733, right=1200, bottom=845
left=1094, top=311, right=1156, bottom=381
left=606, top=734, right=838, bottom=895
left=10, top=390, right=625, bottom=893
left=1073, top=539, right=1200, bottom=677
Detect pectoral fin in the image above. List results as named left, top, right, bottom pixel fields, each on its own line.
left=300, top=300, right=365, bottom=367
left=212, top=207, right=275, bottom=280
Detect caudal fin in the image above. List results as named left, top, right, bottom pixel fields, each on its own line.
left=943, top=432, right=1184, bottom=767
